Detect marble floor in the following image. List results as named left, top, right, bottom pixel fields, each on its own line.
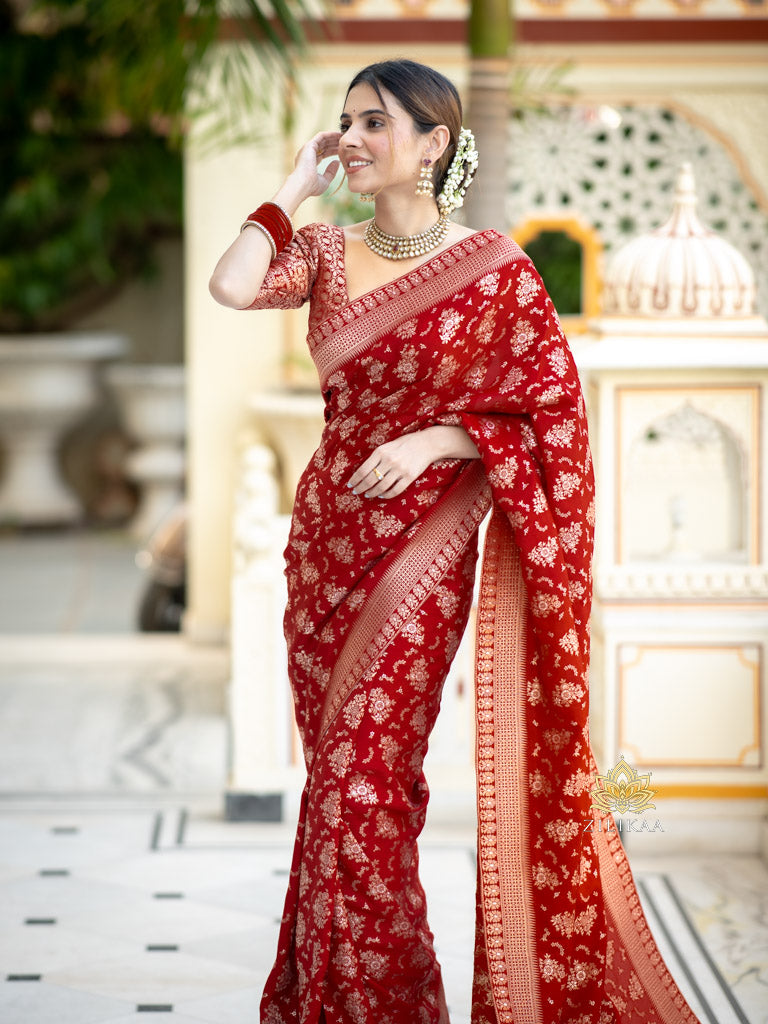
left=0, top=529, right=145, bottom=634
left=1, top=531, right=767, bottom=1022
left=0, top=801, right=766, bottom=1024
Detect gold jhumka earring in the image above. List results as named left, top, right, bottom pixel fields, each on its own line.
left=415, top=159, right=434, bottom=198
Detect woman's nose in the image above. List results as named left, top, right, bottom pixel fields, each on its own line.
left=340, top=124, right=361, bottom=147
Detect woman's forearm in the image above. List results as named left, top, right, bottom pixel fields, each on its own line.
left=208, top=224, right=273, bottom=309
left=422, top=424, right=480, bottom=460
left=208, top=178, right=312, bottom=310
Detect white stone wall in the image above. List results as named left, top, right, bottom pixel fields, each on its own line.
left=185, top=36, right=768, bottom=837
left=185, top=39, right=768, bottom=639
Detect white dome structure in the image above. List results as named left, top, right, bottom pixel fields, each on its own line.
left=602, top=164, right=756, bottom=319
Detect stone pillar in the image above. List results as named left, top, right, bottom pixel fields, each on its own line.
left=225, top=439, right=300, bottom=821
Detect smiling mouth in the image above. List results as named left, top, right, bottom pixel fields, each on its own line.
left=346, top=160, right=372, bottom=173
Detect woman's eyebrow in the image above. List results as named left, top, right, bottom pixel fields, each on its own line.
left=339, top=108, right=391, bottom=120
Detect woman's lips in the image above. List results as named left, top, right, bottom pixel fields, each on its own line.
left=346, top=160, right=372, bottom=175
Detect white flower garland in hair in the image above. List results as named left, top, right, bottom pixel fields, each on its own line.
left=437, top=127, right=479, bottom=214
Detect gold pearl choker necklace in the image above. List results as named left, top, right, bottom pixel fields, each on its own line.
left=364, top=215, right=450, bottom=261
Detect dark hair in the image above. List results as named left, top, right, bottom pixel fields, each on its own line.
left=346, top=59, right=463, bottom=198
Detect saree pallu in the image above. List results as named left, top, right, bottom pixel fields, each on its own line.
left=256, top=226, right=700, bottom=1024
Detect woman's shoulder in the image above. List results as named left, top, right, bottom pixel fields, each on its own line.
left=294, top=221, right=344, bottom=247
left=291, top=222, right=346, bottom=276
left=451, top=223, right=479, bottom=242
left=469, top=229, right=534, bottom=270
left=451, top=224, right=528, bottom=259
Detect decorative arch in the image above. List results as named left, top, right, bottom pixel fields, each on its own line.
left=507, top=103, right=768, bottom=315
left=623, top=402, right=748, bottom=563
left=512, top=214, right=603, bottom=332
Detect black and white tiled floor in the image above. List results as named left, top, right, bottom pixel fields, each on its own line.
left=1, top=802, right=766, bottom=1024
left=1, top=536, right=767, bottom=1022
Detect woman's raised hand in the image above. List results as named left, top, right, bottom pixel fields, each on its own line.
left=292, top=130, right=342, bottom=198
left=209, top=129, right=341, bottom=309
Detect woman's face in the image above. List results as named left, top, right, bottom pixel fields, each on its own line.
left=339, top=82, right=427, bottom=198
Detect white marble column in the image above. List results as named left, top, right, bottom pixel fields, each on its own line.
left=225, top=441, right=301, bottom=820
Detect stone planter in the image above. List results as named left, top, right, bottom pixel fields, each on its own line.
left=249, top=389, right=325, bottom=512
left=0, top=332, right=126, bottom=525
left=106, top=364, right=186, bottom=538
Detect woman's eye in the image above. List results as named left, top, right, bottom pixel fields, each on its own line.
left=368, top=119, right=384, bottom=129
left=339, top=123, right=349, bottom=133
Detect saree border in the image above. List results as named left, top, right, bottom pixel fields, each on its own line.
left=476, top=510, right=542, bottom=1024
left=310, top=232, right=527, bottom=388
left=594, top=818, right=700, bottom=1023
left=317, top=460, right=491, bottom=747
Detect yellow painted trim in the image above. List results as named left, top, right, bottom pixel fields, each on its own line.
left=511, top=215, right=603, bottom=326
left=653, top=784, right=768, bottom=800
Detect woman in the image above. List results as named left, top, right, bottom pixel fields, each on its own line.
left=211, top=60, right=699, bottom=1024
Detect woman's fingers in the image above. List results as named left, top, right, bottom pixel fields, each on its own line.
left=346, top=454, right=377, bottom=492
left=314, top=129, right=342, bottom=151
left=347, top=433, right=436, bottom=499
left=303, top=133, right=342, bottom=195
left=359, top=474, right=403, bottom=500
left=348, top=465, right=386, bottom=498
left=346, top=460, right=392, bottom=499
left=320, top=159, right=341, bottom=187
left=365, top=470, right=405, bottom=500
left=303, top=130, right=341, bottom=164
left=376, top=476, right=408, bottom=499
left=347, top=455, right=415, bottom=500
left=294, top=132, right=342, bottom=188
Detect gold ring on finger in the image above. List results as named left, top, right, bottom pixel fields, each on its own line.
left=373, top=467, right=384, bottom=481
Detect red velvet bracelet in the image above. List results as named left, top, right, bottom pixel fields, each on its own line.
left=241, top=202, right=293, bottom=254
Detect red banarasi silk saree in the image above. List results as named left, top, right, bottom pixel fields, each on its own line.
left=248, top=224, right=700, bottom=1024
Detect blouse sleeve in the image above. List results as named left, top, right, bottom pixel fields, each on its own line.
left=244, top=225, right=320, bottom=311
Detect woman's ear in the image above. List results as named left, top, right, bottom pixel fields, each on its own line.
left=425, top=124, right=451, bottom=163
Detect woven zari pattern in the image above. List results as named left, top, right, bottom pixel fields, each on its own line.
left=249, top=225, right=701, bottom=1024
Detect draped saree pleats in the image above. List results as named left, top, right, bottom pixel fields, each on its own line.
left=249, top=224, right=701, bottom=1024
left=263, top=466, right=488, bottom=1024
